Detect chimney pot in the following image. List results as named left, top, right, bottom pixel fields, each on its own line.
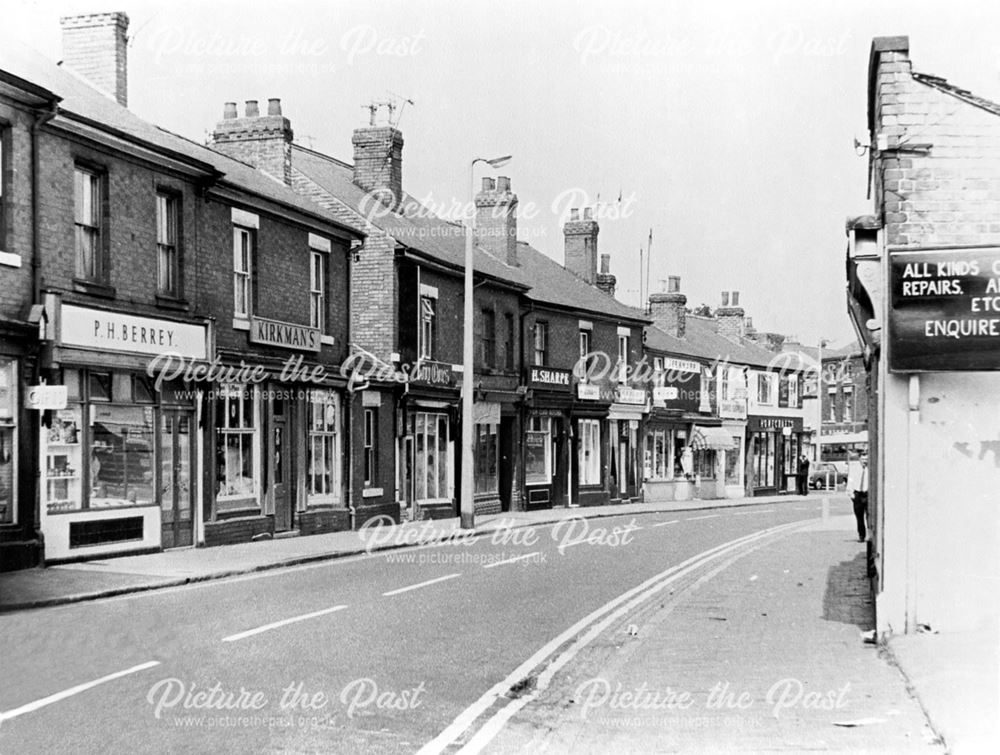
left=482, top=177, right=495, bottom=192
left=668, top=276, right=681, bottom=293
left=223, top=102, right=238, bottom=119
left=267, top=98, right=282, bottom=116
left=497, top=176, right=511, bottom=192
left=583, top=207, right=593, bottom=220
left=732, top=291, right=740, bottom=306
left=600, top=254, right=611, bottom=274
left=570, top=208, right=580, bottom=222
left=245, top=100, right=259, bottom=117
left=721, top=291, right=730, bottom=307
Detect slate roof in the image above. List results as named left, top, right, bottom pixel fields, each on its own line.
left=292, top=145, right=529, bottom=288
left=0, top=40, right=364, bottom=236
left=643, top=315, right=786, bottom=369
left=912, top=71, right=1000, bottom=118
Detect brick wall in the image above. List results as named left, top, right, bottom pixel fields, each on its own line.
left=0, top=101, right=35, bottom=319
left=563, top=212, right=599, bottom=284
left=60, top=13, right=129, bottom=107
left=475, top=177, right=518, bottom=267
left=210, top=100, right=294, bottom=186
left=874, top=50, right=1000, bottom=248
left=352, top=127, right=403, bottom=208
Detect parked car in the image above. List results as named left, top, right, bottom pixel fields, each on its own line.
left=809, top=462, right=847, bottom=490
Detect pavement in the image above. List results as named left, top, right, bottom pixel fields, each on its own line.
left=483, top=512, right=945, bottom=753
left=0, top=492, right=821, bottom=612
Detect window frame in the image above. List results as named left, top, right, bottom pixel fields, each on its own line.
left=480, top=307, right=496, bottom=369
left=74, top=165, right=107, bottom=282
left=578, top=418, right=602, bottom=486
left=310, top=248, right=326, bottom=332
left=232, top=225, right=254, bottom=319
left=503, top=313, right=515, bottom=371
left=0, top=359, right=18, bottom=524
left=156, top=191, right=180, bottom=297
left=525, top=416, right=553, bottom=484
left=617, top=334, right=629, bottom=382
left=533, top=321, right=549, bottom=367
left=215, top=383, right=260, bottom=511
left=363, top=407, right=378, bottom=487
left=419, top=295, right=436, bottom=361
left=307, top=389, right=341, bottom=505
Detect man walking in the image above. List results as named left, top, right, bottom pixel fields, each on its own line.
left=847, top=452, right=869, bottom=542
left=796, top=454, right=810, bottom=495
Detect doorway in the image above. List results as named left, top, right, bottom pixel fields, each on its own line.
left=271, top=398, right=292, bottom=532
left=160, top=410, right=194, bottom=548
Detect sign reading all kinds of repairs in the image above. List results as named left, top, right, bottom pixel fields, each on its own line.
left=889, top=248, right=1000, bottom=371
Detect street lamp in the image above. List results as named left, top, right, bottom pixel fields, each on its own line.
left=461, top=154, right=512, bottom=530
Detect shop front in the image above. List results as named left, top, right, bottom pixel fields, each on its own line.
left=523, top=366, right=573, bottom=510
left=608, top=386, right=646, bottom=502
left=39, top=302, right=210, bottom=561
left=643, top=357, right=702, bottom=502
left=746, top=415, right=805, bottom=496
left=572, top=382, right=611, bottom=507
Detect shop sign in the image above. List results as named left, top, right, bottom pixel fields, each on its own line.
left=249, top=317, right=321, bottom=352
left=749, top=416, right=803, bottom=433
left=889, top=248, right=1000, bottom=371
left=719, top=398, right=747, bottom=420
left=61, top=304, right=208, bottom=360
left=661, top=357, right=701, bottom=374
left=25, top=385, right=68, bottom=410
left=616, top=386, right=646, bottom=405
left=473, top=401, right=501, bottom=425
left=528, top=366, right=572, bottom=390
left=409, top=360, right=455, bottom=387
left=577, top=384, right=600, bottom=400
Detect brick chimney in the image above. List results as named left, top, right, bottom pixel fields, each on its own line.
left=716, top=290, right=746, bottom=339
left=564, top=207, right=599, bottom=283
left=595, top=254, right=617, bottom=297
left=649, top=276, right=687, bottom=338
left=210, top=99, right=295, bottom=185
left=475, top=176, right=518, bottom=266
left=60, top=12, right=129, bottom=107
left=352, top=125, right=404, bottom=210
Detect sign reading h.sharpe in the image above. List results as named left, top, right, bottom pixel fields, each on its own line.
left=61, top=304, right=208, bottom=360
left=528, top=366, right=572, bottom=391
left=890, top=248, right=1000, bottom=371
left=250, top=317, right=322, bottom=352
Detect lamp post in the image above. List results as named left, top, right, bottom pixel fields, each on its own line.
left=461, top=154, right=512, bottom=530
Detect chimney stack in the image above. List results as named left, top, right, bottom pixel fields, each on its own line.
left=595, top=254, right=617, bottom=297
left=563, top=207, right=599, bottom=284
left=210, top=98, right=295, bottom=185
left=475, top=175, right=519, bottom=267
left=351, top=125, right=404, bottom=210
left=60, top=12, right=130, bottom=107
left=649, top=276, right=687, bottom=338
left=716, top=290, right=746, bottom=340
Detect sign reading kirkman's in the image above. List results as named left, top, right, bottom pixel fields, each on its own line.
left=250, top=317, right=321, bottom=352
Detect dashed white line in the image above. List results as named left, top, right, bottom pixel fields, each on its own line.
left=222, top=605, right=348, bottom=642
left=686, top=514, right=721, bottom=521
left=751, top=509, right=776, bottom=514
left=482, top=552, right=541, bottom=569
left=0, top=661, right=161, bottom=723
left=651, top=520, right=679, bottom=527
left=383, top=573, right=461, bottom=596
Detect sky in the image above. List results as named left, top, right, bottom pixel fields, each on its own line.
left=10, top=0, right=1000, bottom=348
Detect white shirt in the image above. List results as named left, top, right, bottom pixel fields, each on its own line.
left=847, top=461, right=869, bottom=493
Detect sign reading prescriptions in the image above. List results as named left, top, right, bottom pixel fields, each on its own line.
left=61, top=304, right=208, bottom=360
left=889, top=248, right=1000, bottom=371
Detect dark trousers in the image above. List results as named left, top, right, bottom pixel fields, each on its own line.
left=797, top=474, right=808, bottom=495
left=852, top=491, right=869, bottom=541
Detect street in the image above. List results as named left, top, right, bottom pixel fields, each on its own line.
left=0, top=497, right=938, bottom=753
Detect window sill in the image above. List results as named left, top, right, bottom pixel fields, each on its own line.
left=321, top=335, right=334, bottom=346
left=232, top=318, right=251, bottom=331
left=0, top=251, right=22, bottom=268
left=155, top=294, right=190, bottom=312
left=73, top=278, right=116, bottom=299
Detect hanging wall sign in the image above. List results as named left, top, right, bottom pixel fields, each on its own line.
left=889, top=248, right=1000, bottom=371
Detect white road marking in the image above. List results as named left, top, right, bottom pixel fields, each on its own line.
left=686, top=514, right=721, bottom=521
left=482, top=552, right=541, bottom=569
left=221, top=605, right=348, bottom=642
left=383, top=573, right=461, bottom=596
left=750, top=509, right=776, bottom=514
left=0, top=661, right=161, bottom=723
left=418, top=520, right=806, bottom=755
left=651, top=520, right=679, bottom=527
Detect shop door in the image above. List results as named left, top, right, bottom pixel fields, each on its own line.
left=160, top=411, right=194, bottom=548
left=272, top=399, right=292, bottom=531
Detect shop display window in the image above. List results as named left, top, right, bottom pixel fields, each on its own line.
left=578, top=418, right=602, bottom=486
left=474, top=423, right=498, bottom=494
left=525, top=416, right=552, bottom=484
left=307, top=390, right=341, bottom=504
left=414, top=412, right=449, bottom=501
left=216, top=384, right=259, bottom=510
left=0, top=360, right=15, bottom=523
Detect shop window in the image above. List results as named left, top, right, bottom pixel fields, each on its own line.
left=215, top=384, right=258, bottom=509
left=474, top=423, right=498, bottom=494
left=0, top=360, right=16, bottom=524
left=89, top=372, right=112, bottom=402
left=363, top=408, right=377, bottom=487
left=414, top=412, right=449, bottom=501
left=233, top=226, right=254, bottom=318
left=725, top=437, right=742, bottom=485
left=533, top=322, right=548, bottom=366
left=74, top=166, right=106, bottom=281
left=694, top=449, right=716, bottom=479
left=133, top=375, right=156, bottom=404
left=419, top=296, right=436, bottom=360
left=156, top=192, right=179, bottom=296
left=308, top=390, right=341, bottom=504
left=90, top=404, right=155, bottom=508
left=310, top=249, right=325, bottom=331
left=751, top=431, right=776, bottom=488
left=525, top=416, right=552, bottom=484
left=578, top=418, right=601, bottom=486
left=644, top=428, right=669, bottom=480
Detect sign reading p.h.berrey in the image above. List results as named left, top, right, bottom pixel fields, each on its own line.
left=61, top=304, right=208, bottom=360
left=889, top=248, right=1000, bottom=371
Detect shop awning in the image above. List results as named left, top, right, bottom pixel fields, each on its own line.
left=819, top=431, right=868, bottom=445
left=690, top=426, right=734, bottom=451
